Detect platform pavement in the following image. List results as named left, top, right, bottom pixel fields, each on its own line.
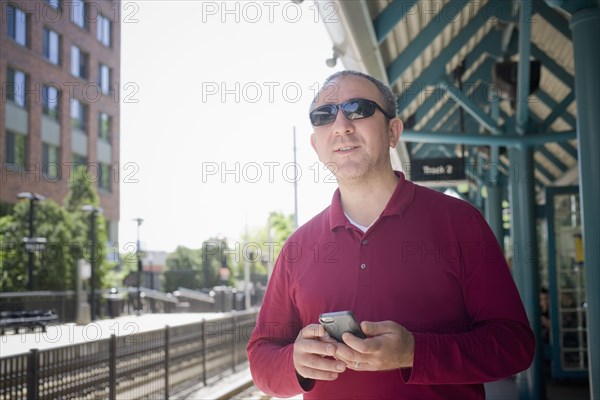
left=0, top=312, right=229, bottom=358
left=180, top=368, right=590, bottom=400
left=178, top=365, right=520, bottom=400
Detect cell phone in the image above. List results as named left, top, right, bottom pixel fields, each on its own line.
left=319, top=311, right=366, bottom=343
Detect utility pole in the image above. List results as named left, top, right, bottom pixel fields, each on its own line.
left=293, top=126, right=298, bottom=229
left=17, top=192, right=46, bottom=291
left=82, top=205, right=103, bottom=321
left=133, top=218, right=144, bottom=314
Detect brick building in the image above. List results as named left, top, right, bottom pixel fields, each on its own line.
left=1, top=0, right=120, bottom=242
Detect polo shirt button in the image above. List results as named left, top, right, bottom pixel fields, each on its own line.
left=362, top=239, right=368, bottom=245
left=360, top=263, right=367, bottom=270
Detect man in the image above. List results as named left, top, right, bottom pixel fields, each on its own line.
left=247, top=71, right=534, bottom=399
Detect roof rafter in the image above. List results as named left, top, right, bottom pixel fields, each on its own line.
left=374, top=0, right=419, bottom=44
left=387, top=0, right=470, bottom=83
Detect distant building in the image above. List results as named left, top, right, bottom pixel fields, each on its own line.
left=142, top=250, right=168, bottom=274
left=1, top=0, right=121, bottom=243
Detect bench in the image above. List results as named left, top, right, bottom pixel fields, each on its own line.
left=0, top=310, right=58, bottom=335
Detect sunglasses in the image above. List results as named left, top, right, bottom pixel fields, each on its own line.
left=309, top=98, right=395, bottom=127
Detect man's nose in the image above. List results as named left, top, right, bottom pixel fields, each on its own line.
left=332, top=108, right=354, bottom=135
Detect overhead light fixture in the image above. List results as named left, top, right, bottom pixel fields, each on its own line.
left=326, top=47, right=342, bottom=68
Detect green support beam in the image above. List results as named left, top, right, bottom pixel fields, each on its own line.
left=401, top=130, right=576, bottom=146
left=539, top=92, right=575, bottom=132
left=512, top=2, right=544, bottom=397
left=536, top=145, right=568, bottom=173
left=535, top=89, right=577, bottom=128
left=531, top=43, right=575, bottom=89
left=486, top=87, right=504, bottom=246
left=546, top=0, right=598, bottom=14
left=569, top=6, right=600, bottom=398
left=438, top=80, right=503, bottom=134
left=374, top=0, right=419, bottom=44
left=387, top=0, right=469, bottom=82
left=534, top=0, right=572, bottom=40
left=395, top=3, right=499, bottom=110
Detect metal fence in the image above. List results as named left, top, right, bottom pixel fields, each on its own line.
left=0, top=311, right=258, bottom=400
left=0, top=291, right=77, bottom=323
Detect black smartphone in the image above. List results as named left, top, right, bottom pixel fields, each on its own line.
left=319, top=310, right=366, bottom=343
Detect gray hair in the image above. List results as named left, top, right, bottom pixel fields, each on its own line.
left=311, top=70, right=397, bottom=119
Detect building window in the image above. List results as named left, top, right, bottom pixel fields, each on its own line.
left=71, top=46, right=88, bottom=79
left=42, top=85, right=60, bottom=120
left=5, top=131, right=27, bottom=168
left=97, top=14, right=111, bottom=47
left=71, top=0, right=87, bottom=29
left=7, top=5, right=27, bottom=47
left=98, top=113, right=111, bottom=143
left=43, top=28, right=60, bottom=65
left=6, top=68, right=27, bottom=107
left=99, top=64, right=111, bottom=95
left=99, top=162, right=111, bottom=192
left=71, top=99, right=87, bottom=131
left=46, top=0, right=60, bottom=8
left=72, top=153, right=88, bottom=166
left=42, top=143, right=61, bottom=180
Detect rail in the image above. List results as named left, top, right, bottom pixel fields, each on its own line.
left=0, top=310, right=258, bottom=400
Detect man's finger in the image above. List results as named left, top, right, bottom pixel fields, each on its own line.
left=361, top=320, right=397, bottom=336
left=297, top=338, right=336, bottom=357
left=296, top=366, right=340, bottom=381
left=298, top=354, right=347, bottom=376
left=299, top=324, right=328, bottom=339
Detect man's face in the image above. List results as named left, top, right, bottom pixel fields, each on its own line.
left=309, top=76, right=401, bottom=183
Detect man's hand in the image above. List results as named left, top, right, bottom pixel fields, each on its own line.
left=293, top=324, right=347, bottom=382
left=334, top=321, right=415, bottom=371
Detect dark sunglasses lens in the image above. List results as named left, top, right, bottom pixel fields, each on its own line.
left=342, top=100, right=376, bottom=120
left=310, top=105, right=337, bottom=126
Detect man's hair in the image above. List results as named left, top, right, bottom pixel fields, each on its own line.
left=312, top=70, right=397, bottom=119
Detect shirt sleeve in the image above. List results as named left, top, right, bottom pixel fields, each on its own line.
left=246, top=243, right=310, bottom=397
left=402, top=211, right=535, bottom=384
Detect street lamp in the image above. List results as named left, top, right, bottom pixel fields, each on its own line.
left=133, top=218, right=144, bottom=313
left=16, top=192, right=46, bottom=291
left=82, top=205, right=103, bottom=321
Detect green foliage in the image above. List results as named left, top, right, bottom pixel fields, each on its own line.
left=107, top=252, right=138, bottom=288
left=0, top=199, right=75, bottom=291
left=234, top=212, right=295, bottom=284
left=64, top=166, right=100, bottom=211
left=0, top=168, right=112, bottom=292
left=164, top=246, right=203, bottom=292
left=163, top=238, right=234, bottom=292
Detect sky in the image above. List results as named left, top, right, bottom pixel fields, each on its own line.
left=118, top=1, right=344, bottom=252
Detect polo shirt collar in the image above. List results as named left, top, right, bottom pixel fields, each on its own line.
left=329, top=171, right=415, bottom=231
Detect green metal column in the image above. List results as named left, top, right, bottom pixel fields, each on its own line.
left=512, top=1, right=544, bottom=399
left=570, top=7, right=600, bottom=398
left=485, top=87, right=504, bottom=247
left=509, top=146, right=544, bottom=400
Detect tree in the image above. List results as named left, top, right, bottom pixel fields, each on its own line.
left=200, top=237, right=230, bottom=287
left=0, top=167, right=113, bottom=292
left=64, top=166, right=112, bottom=290
left=163, top=238, right=236, bottom=292
left=0, top=199, right=75, bottom=291
left=163, top=246, right=203, bottom=292
left=234, top=212, right=295, bottom=285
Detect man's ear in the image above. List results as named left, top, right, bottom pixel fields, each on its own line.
left=389, top=118, right=403, bottom=149
left=310, top=133, right=317, bottom=152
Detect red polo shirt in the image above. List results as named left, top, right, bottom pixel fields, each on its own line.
left=247, top=172, right=534, bottom=399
